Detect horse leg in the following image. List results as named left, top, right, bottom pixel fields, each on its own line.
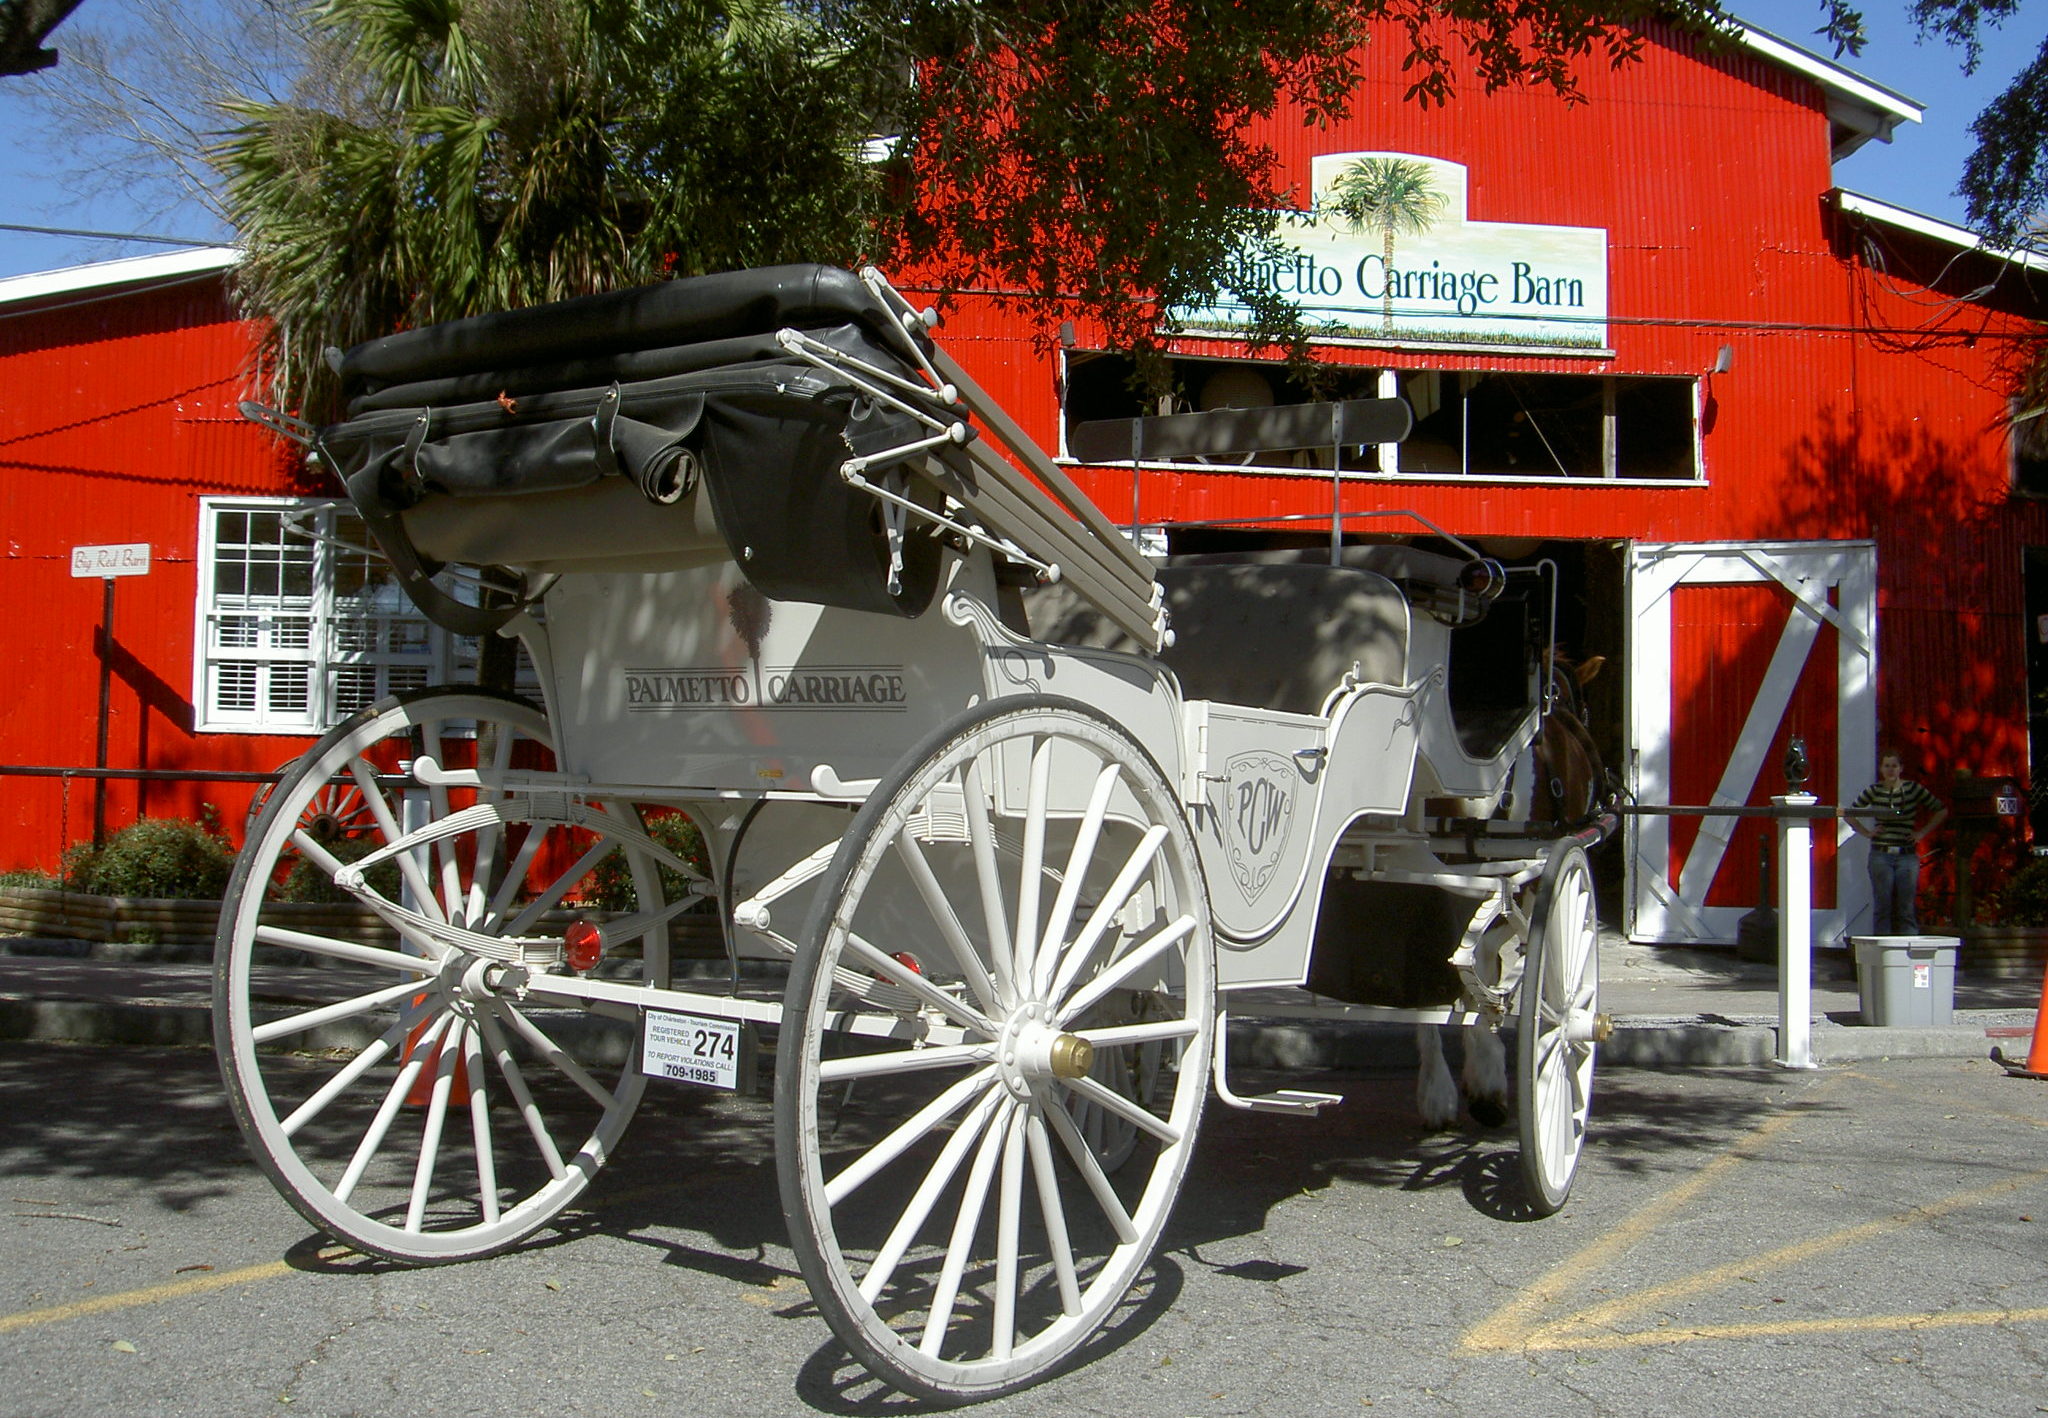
left=1462, top=1024, right=1509, bottom=1127
left=1416, top=1022, right=1461, bottom=1129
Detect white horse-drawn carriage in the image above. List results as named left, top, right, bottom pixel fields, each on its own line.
left=218, top=265, right=1612, bottom=1401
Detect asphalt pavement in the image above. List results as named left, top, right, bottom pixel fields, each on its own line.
left=6, top=1037, right=2048, bottom=1416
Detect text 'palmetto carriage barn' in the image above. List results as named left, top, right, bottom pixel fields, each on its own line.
left=1, top=17, right=2043, bottom=947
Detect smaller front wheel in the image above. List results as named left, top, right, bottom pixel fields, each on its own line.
left=215, top=689, right=688, bottom=1263
left=1517, top=840, right=1600, bottom=1215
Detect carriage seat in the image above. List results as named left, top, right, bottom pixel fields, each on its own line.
left=1027, top=558, right=1410, bottom=716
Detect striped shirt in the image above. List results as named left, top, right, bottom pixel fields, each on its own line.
left=1850, top=779, right=1943, bottom=848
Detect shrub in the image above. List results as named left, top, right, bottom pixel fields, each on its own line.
left=62, top=817, right=236, bottom=900
left=1997, top=857, right=2048, bottom=928
left=584, top=811, right=708, bottom=911
left=0, top=868, right=58, bottom=890
left=279, top=833, right=401, bottom=904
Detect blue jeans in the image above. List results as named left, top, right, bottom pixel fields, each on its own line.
left=1868, top=847, right=1920, bottom=935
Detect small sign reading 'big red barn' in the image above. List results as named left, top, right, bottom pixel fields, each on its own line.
left=70, top=543, right=150, bottom=578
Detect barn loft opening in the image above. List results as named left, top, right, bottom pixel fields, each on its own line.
left=1061, top=353, right=1700, bottom=481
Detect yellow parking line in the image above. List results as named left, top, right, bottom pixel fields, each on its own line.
left=0, top=1260, right=291, bottom=1335
left=1461, top=1101, right=1812, bottom=1353
left=1527, top=1165, right=2048, bottom=1347
left=1464, top=1076, right=2048, bottom=1355
left=1521, top=1305, right=2048, bottom=1352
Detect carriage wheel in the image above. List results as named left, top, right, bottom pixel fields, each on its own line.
left=1516, top=840, right=1600, bottom=1215
left=777, top=697, right=1214, bottom=1401
left=215, top=689, right=673, bottom=1263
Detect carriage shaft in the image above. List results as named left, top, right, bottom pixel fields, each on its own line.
left=512, top=970, right=961, bottom=1045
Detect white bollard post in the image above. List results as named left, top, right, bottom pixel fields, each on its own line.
left=1774, top=793, right=1819, bottom=1069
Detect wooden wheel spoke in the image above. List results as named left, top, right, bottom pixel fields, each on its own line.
left=961, top=758, right=1016, bottom=1006
left=502, top=834, right=614, bottom=938
left=992, top=1108, right=1027, bottom=1359
left=918, top=1095, right=1014, bottom=1358
left=1025, top=1109, right=1082, bottom=1317
left=825, top=1067, right=996, bottom=1207
left=894, top=831, right=1000, bottom=1014
left=489, top=999, right=618, bottom=1110
left=333, top=1010, right=453, bottom=1205
left=406, top=1019, right=467, bottom=1233
left=1074, top=1018, right=1199, bottom=1049
left=1010, top=738, right=1054, bottom=993
left=844, top=932, right=997, bottom=1036
left=859, top=1089, right=1007, bottom=1305
left=252, top=924, right=438, bottom=975
left=1058, top=913, right=1195, bottom=1026
left=479, top=1009, right=567, bottom=1181
left=1032, top=761, right=1120, bottom=998
left=345, top=758, right=448, bottom=927
left=1050, top=826, right=1170, bottom=1007
left=461, top=1021, right=501, bottom=1227
left=482, top=828, right=548, bottom=932
left=1058, top=1073, right=1179, bottom=1145
left=1040, top=1088, right=1138, bottom=1244
left=278, top=994, right=438, bottom=1139
left=252, top=977, right=427, bottom=1045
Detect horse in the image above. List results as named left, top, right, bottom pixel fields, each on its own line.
left=1416, top=650, right=1612, bottom=1132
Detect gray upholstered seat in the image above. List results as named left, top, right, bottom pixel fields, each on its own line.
left=1028, top=558, right=1410, bottom=715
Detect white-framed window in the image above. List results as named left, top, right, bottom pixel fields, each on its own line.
left=195, top=497, right=474, bottom=733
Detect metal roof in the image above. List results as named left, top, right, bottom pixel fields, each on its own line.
left=1836, top=188, right=2048, bottom=274
left=0, top=246, right=238, bottom=312
left=1733, top=20, right=1924, bottom=158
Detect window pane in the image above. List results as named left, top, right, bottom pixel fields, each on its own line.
left=214, top=663, right=257, bottom=715
left=331, top=666, right=378, bottom=719
left=269, top=664, right=311, bottom=715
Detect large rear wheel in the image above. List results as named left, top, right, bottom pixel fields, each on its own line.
left=776, top=697, right=1214, bottom=1401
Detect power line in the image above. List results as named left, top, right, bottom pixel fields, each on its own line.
left=0, top=222, right=220, bottom=248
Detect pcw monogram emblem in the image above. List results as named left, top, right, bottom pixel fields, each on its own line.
left=1223, top=751, right=1295, bottom=900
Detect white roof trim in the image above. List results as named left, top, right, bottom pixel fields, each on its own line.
left=1734, top=21, right=1922, bottom=157
left=0, top=246, right=239, bottom=308
left=1836, top=189, right=2048, bottom=274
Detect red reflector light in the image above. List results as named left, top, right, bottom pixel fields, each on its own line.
left=891, top=952, right=923, bottom=975
left=564, top=919, right=604, bottom=972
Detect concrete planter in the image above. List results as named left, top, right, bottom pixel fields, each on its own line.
left=1958, top=924, right=2048, bottom=981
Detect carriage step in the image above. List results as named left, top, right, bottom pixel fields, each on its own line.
left=1210, top=1011, right=1342, bottom=1114
left=1219, top=1087, right=1343, bottom=1115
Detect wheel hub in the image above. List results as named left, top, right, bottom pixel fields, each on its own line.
left=995, top=1000, right=1094, bottom=1099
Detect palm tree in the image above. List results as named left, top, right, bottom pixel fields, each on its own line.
left=214, top=0, right=884, bottom=419
left=1322, top=156, right=1448, bottom=334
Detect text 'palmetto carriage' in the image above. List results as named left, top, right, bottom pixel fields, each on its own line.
left=220, top=264, right=1614, bottom=1402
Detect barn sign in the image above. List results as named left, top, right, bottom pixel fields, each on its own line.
left=69, top=542, right=150, bottom=578
left=1179, top=151, right=1609, bottom=351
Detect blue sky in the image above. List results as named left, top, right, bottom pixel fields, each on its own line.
left=0, top=1, right=2041, bottom=282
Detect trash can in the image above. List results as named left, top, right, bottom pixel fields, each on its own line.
left=1852, top=936, right=1958, bottom=1027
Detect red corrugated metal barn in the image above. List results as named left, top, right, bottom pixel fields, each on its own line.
left=2, top=18, right=2043, bottom=947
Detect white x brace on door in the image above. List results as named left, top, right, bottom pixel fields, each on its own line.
left=1627, top=541, right=1877, bottom=947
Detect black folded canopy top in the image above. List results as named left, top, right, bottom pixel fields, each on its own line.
left=339, top=264, right=908, bottom=396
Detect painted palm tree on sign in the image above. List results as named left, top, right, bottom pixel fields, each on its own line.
left=1323, top=157, right=1449, bottom=333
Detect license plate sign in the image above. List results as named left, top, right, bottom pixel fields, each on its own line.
left=642, top=1010, right=741, bottom=1089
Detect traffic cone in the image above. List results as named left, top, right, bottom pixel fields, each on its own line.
left=403, top=996, right=470, bottom=1105
left=1992, top=960, right=2048, bottom=1080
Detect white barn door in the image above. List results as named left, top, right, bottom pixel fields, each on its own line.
left=1627, top=541, right=1877, bottom=947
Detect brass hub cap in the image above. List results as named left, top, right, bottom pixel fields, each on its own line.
left=996, top=1001, right=1095, bottom=1099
